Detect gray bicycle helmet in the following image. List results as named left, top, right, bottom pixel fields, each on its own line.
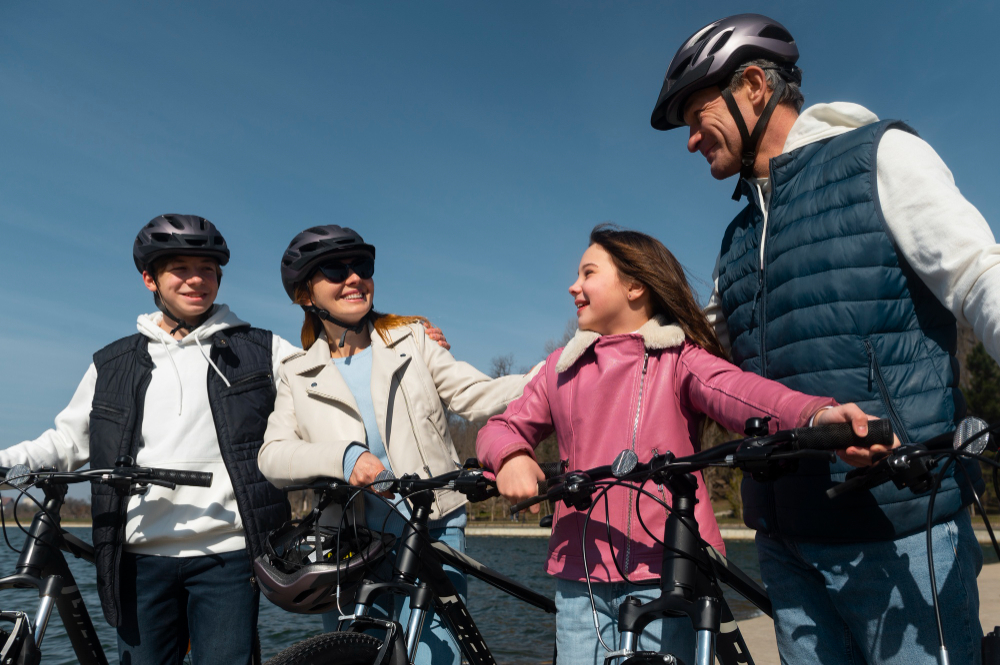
left=254, top=519, right=394, bottom=614
left=650, top=14, right=799, bottom=132
left=280, top=225, right=375, bottom=300
left=133, top=214, right=230, bottom=273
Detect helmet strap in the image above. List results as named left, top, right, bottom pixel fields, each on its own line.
left=720, top=77, right=786, bottom=201
left=152, top=288, right=215, bottom=337
left=303, top=305, right=372, bottom=348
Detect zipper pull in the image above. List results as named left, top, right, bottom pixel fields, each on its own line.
left=642, top=353, right=649, bottom=374
left=868, top=356, right=874, bottom=392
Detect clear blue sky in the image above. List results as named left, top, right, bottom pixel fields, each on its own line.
left=2, top=0, right=998, bottom=455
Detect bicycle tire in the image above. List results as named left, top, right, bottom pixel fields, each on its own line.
left=264, top=632, right=384, bottom=665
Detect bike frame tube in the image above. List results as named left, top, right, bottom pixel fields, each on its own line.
left=6, top=482, right=109, bottom=665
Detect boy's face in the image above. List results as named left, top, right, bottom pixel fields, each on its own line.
left=142, top=255, right=221, bottom=322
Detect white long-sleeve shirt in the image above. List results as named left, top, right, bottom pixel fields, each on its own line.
left=0, top=305, right=300, bottom=556
left=705, top=102, right=1000, bottom=363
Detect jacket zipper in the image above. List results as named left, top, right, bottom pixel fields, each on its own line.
left=623, top=352, right=649, bottom=572
left=863, top=339, right=909, bottom=443
left=113, top=370, right=151, bottom=624
left=227, top=370, right=272, bottom=387
left=756, top=177, right=771, bottom=377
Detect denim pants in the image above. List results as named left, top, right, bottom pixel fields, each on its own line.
left=322, top=524, right=467, bottom=665
left=554, top=578, right=696, bottom=665
left=117, top=549, right=259, bottom=665
left=756, top=510, right=983, bottom=665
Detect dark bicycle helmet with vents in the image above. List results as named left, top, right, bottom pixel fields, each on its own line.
left=132, top=214, right=230, bottom=273
left=254, top=518, right=394, bottom=614
left=280, top=225, right=376, bottom=300
left=650, top=13, right=800, bottom=132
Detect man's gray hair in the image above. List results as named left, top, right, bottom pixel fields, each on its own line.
left=726, top=59, right=804, bottom=112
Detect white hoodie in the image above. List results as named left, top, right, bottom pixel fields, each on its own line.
left=0, top=305, right=299, bottom=556
left=705, top=102, right=1000, bottom=363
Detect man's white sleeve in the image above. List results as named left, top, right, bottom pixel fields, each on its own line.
left=0, top=364, right=97, bottom=471
left=271, top=334, right=303, bottom=386
left=705, top=253, right=733, bottom=354
left=877, top=130, right=1000, bottom=363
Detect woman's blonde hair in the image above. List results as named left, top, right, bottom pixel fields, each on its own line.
left=292, top=282, right=426, bottom=349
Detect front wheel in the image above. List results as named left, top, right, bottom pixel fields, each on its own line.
left=265, top=631, right=385, bottom=665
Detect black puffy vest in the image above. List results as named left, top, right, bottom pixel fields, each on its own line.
left=89, top=326, right=289, bottom=627
left=717, top=120, right=981, bottom=542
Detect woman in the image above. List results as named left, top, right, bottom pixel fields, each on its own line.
left=477, top=224, right=884, bottom=664
left=258, top=224, right=538, bottom=665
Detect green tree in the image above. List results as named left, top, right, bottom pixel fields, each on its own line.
left=966, top=342, right=1000, bottom=422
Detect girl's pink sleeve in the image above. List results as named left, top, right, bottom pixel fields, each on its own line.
left=476, top=360, right=556, bottom=472
left=675, top=343, right=836, bottom=433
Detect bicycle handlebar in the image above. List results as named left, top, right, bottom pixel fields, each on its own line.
left=0, top=465, right=214, bottom=490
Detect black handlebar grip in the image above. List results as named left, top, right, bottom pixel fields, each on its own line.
left=149, top=468, right=213, bottom=487
left=539, top=461, right=567, bottom=480
left=796, top=419, right=894, bottom=451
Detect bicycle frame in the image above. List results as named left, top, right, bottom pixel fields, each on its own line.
left=0, top=480, right=108, bottom=665
left=606, top=471, right=766, bottom=665
left=341, top=490, right=556, bottom=665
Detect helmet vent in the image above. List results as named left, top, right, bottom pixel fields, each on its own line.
left=299, top=241, right=321, bottom=253
left=213, top=236, right=224, bottom=245
left=758, top=25, right=793, bottom=43
left=306, top=226, right=330, bottom=236
left=708, top=30, right=732, bottom=56
left=185, top=238, right=207, bottom=247
left=335, top=238, right=356, bottom=245
left=151, top=233, right=172, bottom=242
left=167, top=218, right=184, bottom=230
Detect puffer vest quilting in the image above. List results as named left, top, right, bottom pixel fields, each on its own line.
left=717, top=119, right=981, bottom=542
left=89, top=327, right=289, bottom=627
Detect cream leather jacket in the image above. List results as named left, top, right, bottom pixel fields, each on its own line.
left=259, top=323, right=537, bottom=520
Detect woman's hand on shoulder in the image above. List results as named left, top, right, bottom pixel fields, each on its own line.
left=423, top=321, right=451, bottom=351
left=812, top=403, right=900, bottom=467
left=349, top=451, right=393, bottom=498
left=496, top=452, right=545, bottom=514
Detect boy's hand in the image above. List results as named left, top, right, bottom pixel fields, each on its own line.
left=496, top=452, right=545, bottom=513
left=348, top=451, right=393, bottom=498
left=812, top=403, right=901, bottom=467
left=423, top=321, right=451, bottom=351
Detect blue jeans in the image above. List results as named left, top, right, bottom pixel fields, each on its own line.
left=117, top=549, right=259, bottom=665
left=322, top=524, right=467, bottom=665
left=756, top=511, right=983, bottom=664
left=554, top=578, right=696, bottom=665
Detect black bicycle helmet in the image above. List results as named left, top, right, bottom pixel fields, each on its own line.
left=650, top=14, right=799, bottom=132
left=280, top=225, right=376, bottom=300
left=254, top=518, right=394, bottom=614
left=133, top=214, right=230, bottom=273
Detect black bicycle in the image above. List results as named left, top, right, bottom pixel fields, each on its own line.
left=261, top=463, right=558, bottom=665
left=509, top=418, right=897, bottom=665
left=0, top=458, right=212, bottom=665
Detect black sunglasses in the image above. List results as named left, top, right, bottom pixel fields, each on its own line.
left=316, top=258, right=375, bottom=283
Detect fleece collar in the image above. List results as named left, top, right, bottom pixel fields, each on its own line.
left=555, top=316, right=685, bottom=373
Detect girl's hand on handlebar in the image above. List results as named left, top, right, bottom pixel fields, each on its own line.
left=496, top=452, right=545, bottom=514
left=348, top=451, right=393, bottom=498
left=813, top=403, right=901, bottom=467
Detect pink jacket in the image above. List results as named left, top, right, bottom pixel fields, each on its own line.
left=476, top=317, right=836, bottom=584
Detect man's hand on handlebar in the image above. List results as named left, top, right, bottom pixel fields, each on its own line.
left=348, top=451, right=394, bottom=498
left=812, top=403, right=901, bottom=467
left=496, top=451, right=546, bottom=514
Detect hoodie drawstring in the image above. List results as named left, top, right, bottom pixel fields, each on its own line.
left=195, top=337, right=232, bottom=389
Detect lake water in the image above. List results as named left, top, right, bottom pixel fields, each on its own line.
left=0, top=528, right=994, bottom=663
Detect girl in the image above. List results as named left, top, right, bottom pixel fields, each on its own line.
left=258, top=224, right=539, bottom=665
left=476, top=224, right=878, bottom=664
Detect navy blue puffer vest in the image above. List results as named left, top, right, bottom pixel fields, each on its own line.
left=717, top=119, right=981, bottom=542
left=89, top=326, right=289, bottom=626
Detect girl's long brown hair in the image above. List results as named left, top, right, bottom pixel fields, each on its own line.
left=589, top=223, right=727, bottom=359
left=292, top=283, right=426, bottom=350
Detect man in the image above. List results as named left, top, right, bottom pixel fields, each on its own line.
left=650, top=14, right=1000, bottom=664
